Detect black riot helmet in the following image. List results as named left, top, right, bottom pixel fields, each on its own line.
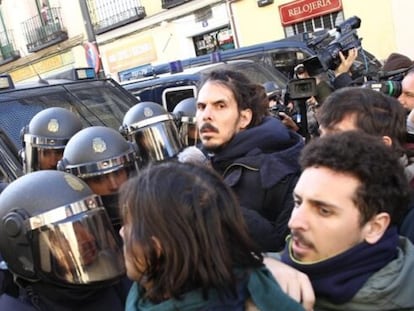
left=57, top=126, right=139, bottom=228
left=0, top=170, right=125, bottom=287
left=263, top=81, right=282, bottom=102
left=172, top=97, right=199, bottom=146
left=120, top=102, right=183, bottom=167
left=58, top=126, right=139, bottom=180
left=21, top=107, right=83, bottom=174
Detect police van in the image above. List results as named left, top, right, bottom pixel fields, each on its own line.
left=124, top=20, right=381, bottom=84
left=121, top=59, right=287, bottom=112
left=136, top=38, right=313, bottom=82
left=0, top=68, right=139, bottom=182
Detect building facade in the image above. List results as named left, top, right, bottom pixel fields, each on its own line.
left=0, top=0, right=412, bottom=83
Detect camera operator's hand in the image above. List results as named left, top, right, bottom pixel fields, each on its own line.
left=306, top=96, right=318, bottom=108
left=335, top=48, right=358, bottom=77
left=279, top=112, right=300, bottom=132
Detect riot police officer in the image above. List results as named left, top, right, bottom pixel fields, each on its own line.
left=0, top=170, right=128, bottom=310
left=57, top=126, right=139, bottom=229
left=21, top=107, right=83, bottom=173
left=172, top=97, right=199, bottom=146
left=120, top=101, right=183, bottom=167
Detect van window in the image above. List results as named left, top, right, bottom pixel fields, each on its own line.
left=162, top=86, right=197, bottom=112
left=271, top=50, right=312, bottom=79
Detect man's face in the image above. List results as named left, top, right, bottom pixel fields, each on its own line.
left=38, top=148, right=64, bottom=170
left=398, top=73, right=414, bottom=111
left=85, top=168, right=128, bottom=196
left=289, top=166, right=370, bottom=262
left=196, top=81, right=250, bottom=151
left=319, top=113, right=357, bottom=137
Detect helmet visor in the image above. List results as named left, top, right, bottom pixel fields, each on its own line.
left=31, top=199, right=125, bottom=286
left=131, top=119, right=183, bottom=166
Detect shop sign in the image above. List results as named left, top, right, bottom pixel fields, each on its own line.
left=104, top=36, right=157, bottom=74
left=279, top=0, right=342, bottom=26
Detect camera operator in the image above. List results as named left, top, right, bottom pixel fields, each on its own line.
left=264, top=81, right=299, bottom=132
left=287, top=64, right=333, bottom=139
left=398, top=68, right=414, bottom=147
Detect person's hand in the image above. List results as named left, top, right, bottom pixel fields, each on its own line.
left=306, top=96, right=318, bottom=108
left=334, top=48, right=358, bottom=76
left=279, top=112, right=300, bottom=132
left=264, top=257, right=315, bottom=311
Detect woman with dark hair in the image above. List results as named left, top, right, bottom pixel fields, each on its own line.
left=119, top=162, right=303, bottom=310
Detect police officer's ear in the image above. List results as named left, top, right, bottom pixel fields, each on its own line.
left=238, top=108, right=253, bottom=130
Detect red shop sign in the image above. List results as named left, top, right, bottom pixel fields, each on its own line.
left=279, top=0, right=342, bottom=26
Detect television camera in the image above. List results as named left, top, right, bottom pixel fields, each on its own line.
left=362, top=66, right=414, bottom=98
left=302, top=16, right=362, bottom=76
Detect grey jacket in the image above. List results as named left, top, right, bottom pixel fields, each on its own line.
left=315, top=237, right=414, bottom=311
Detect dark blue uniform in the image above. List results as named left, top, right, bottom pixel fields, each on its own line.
left=0, top=276, right=131, bottom=311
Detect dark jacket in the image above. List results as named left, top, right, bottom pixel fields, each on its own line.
left=332, top=72, right=354, bottom=89
left=210, top=117, right=304, bottom=251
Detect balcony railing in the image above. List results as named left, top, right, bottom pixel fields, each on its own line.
left=87, top=0, right=146, bottom=35
left=162, top=0, right=193, bottom=9
left=0, top=29, right=20, bottom=65
left=22, top=7, right=68, bottom=53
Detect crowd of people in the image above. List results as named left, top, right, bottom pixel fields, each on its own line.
left=0, top=48, right=414, bottom=311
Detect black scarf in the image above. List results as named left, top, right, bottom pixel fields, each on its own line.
left=281, top=226, right=399, bottom=304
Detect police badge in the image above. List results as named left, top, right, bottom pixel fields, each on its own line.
left=143, top=107, right=154, bottom=118
left=92, top=137, right=107, bottom=153
left=48, top=119, right=59, bottom=133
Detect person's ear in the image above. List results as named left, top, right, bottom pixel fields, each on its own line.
left=363, top=212, right=390, bottom=244
left=151, top=236, right=163, bottom=257
left=239, top=108, right=253, bottom=130
left=381, top=135, right=393, bottom=147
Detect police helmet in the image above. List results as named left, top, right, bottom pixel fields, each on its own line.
left=21, top=107, right=83, bottom=173
left=0, top=170, right=125, bottom=287
left=263, top=81, right=282, bottom=101
left=120, top=102, right=183, bottom=166
left=57, top=126, right=139, bottom=228
left=172, top=97, right=199, bottom=146
left=58, top=126, right=138, bottom=179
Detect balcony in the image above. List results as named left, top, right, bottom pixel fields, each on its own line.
left=22, top=7, right=68, bottom=53
left=0, top=30, right=20, bottom=65
left=87, top=0, right=146, bottom=35
left=162, top=0, right=193, bottom=9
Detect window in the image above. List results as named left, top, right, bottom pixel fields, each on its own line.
left=193, top=26, right=234, bottom=56
left=284, top=11, right=344, bottom=37
left=162, top=0, right=192, bottom=10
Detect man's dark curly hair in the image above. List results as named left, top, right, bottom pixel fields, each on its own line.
left=299, top=131, right=410, bottom=226
left=198, top=69, right=269, bottom=128
left=318, top=87, right=407, bottom=155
